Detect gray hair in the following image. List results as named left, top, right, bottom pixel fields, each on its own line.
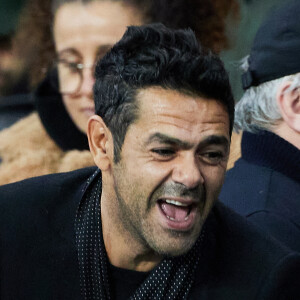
left=234, top=55, right=300, bottom=133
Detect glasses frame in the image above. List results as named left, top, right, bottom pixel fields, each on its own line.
left=51, top=58, right=96, bottom=96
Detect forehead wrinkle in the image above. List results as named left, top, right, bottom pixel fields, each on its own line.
left=147, top=120, right=195, bottom=137
left=158, top=111, right=195, bottom=120
left=152, top=112, right=228, bottom=134
left=152, top=112, right=197, bottom=130
left=137, top=87, right=230, bottom=139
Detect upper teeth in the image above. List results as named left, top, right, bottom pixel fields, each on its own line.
left=165, top=199, right=188, bottom=207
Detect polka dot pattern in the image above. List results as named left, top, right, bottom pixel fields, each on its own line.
left=75, top=169, right=205, bottom=300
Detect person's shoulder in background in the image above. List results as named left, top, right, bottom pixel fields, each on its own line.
left=0, top=93, right=34, bottom=131
left=190, top=201, right=300, bottom=299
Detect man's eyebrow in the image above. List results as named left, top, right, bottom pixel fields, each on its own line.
left=198, top=135, right=230, bottom=150
left=145, top=133, right=192, bottom=149
left=146, top=133, right=229, bottom=150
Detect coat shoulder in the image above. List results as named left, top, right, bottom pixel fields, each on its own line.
left=0, top=112, right=58, bottom=155
left=0, top=167, right=96, bottom=299
left=220, top=158, right=272, bottom=215
left=0, top=167, right=97, bottom=223
left=190, top=202, right=300, bottom=299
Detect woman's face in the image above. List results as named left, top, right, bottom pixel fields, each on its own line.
left=53, top=1, right=143, bottom=133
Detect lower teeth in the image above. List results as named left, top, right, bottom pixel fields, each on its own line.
left=166, top=215, right=189, bottom=221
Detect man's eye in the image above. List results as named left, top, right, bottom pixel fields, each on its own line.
left=200, top=151, right=225, bottom=165
left=151, top=148, right=175, bottom=159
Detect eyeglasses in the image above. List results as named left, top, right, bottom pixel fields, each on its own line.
left=49, top=45, right=112, bottom=95
left=50, top=58, right=97, bottom=95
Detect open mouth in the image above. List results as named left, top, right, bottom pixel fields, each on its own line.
left=157, top=198, right=198, bottom=230
left=159, top=199, right=193, bottom=221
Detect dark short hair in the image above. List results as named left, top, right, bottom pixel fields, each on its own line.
left=94, top=23, right=234, bottom=162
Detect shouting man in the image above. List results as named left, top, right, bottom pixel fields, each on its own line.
left=1, top=24, right=299, bottom=299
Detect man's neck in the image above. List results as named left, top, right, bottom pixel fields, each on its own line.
left=100, top=188, right=162, bottom=272
left=273, top=122, right=300, bottom=150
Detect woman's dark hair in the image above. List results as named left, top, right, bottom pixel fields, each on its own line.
left=94, top=24, right=235, bottom=162
left=14, top=0, right=239, bottom=89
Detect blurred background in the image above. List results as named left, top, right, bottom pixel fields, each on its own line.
left=0, top=0, right=282, bottom=101
left=220, top=0, right=281, bottom=101
left=0, top=0, right=25, bottom=35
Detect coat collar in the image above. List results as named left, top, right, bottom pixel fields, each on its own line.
left=242, top=130, right=300, bottom=183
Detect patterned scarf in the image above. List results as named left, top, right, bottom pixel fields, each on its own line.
left=75, top=170, right=204, bottom=300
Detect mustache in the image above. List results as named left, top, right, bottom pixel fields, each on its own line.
left=153, top=182, right=204, bottom=201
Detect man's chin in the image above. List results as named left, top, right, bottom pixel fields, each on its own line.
left=149, top=233, right=200, bottom=257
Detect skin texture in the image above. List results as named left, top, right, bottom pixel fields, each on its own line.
left=88, top=87, right=230, bottom=271
left=275, top=81, right=300, bottom=149
left=53, top=1, right=142, bottom=133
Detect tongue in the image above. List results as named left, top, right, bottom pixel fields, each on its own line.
left=161, top=202, right=189, bottom=221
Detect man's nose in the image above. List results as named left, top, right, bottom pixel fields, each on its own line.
left=80, top=68, right=95, bottom=97
left=171, top=154, right=204, bottom=189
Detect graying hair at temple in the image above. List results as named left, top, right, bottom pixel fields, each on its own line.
left=234, top=56, right=300, bottom=133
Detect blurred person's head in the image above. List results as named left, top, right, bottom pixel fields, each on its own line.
left=0, top=34, right=28, bottom=97
left=52, top=1, right=143, bottom=132
left=0, top=35, right=13, bottom=96
left=14, top=0, right=238, bottom=133
left=235, top=0, right=300, bottom=149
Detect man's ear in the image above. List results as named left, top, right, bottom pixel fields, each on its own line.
left=87, top=115, right=113, bottom=171
left=277, top=82, right=300, bottom=132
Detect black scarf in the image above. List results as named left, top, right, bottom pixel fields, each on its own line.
left=35, top=72, right=89, bottom=151
left=75, top=170, right=204, bottom=300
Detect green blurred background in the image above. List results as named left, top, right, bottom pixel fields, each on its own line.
left=0, top=0, right=25, bottom=35
left=220, top=0, right=282, bottom=101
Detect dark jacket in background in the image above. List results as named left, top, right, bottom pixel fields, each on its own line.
left=220, top=130, right=300, bottom=252
left=0, top=167, right=300, bottom=299
left=0, top=93, right=34, bottom=131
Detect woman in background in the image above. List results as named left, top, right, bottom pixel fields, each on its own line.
left=0, top=0, right=239, bottom=185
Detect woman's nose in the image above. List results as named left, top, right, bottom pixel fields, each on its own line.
left=80, top=67, right=95, bottom=97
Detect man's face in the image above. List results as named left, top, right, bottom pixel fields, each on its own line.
left=110, top=87, right=230, bottom=256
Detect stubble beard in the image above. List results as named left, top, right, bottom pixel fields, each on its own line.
left=112, top=168, right=206, bottom=257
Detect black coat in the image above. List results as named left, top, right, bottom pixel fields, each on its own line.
left=220, top=131, right=300, bottom=252
left=1, top=167, right=300, bottom=299
left=34, top=72, right=89, bottom=151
